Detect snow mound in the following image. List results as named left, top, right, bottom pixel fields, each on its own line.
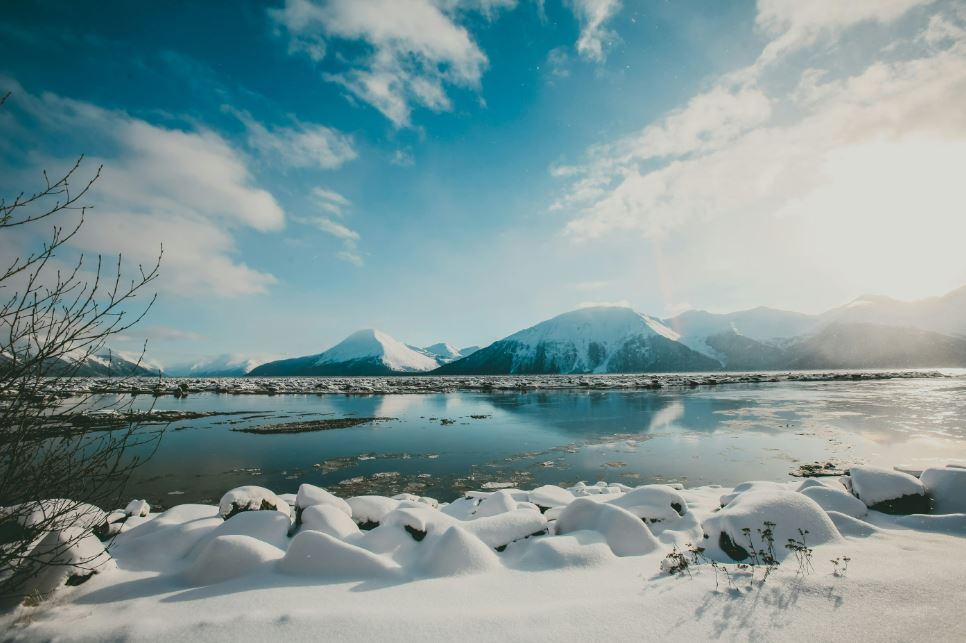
left=464, top=509, right=548, bottom=550
left=184, top=534, right=283, bottom=586
left=529, top=485, right=575, bottom=509
left=517, top=531, right=617, bottom=569
left=111, top=505, right=222, bottom=571
left=473, top=490, right=518, bottom=518
left=556, top=498, right=659, bottom=557
left=919, top=466, right=966, bottom=514
left=196, top=509, right=291, bottom=552
left=417, top=526, right=502, bottom=577
left=279, top=530, right=401, bottom=579
left=720, top=481, right=787, bottom=507
left=296, top=484, right=352, bottom=516
left=607, top=484, right=688, bottom=522
left=218, top=486, right=290, bottom=521
left=826, top=511, right=881, bottom=537
left=20, top=527, right=115, bottom=595
left=799, top=486, right=868, bottom=519
left=346, top=496, right=400, bottom=526
left=301, top=504, right=360, bottom=540
left=701, top=490, right=841, bottom=562
left=847, top=466, right=928, bottom=513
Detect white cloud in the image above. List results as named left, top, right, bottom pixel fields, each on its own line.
left=1, top=83, right=283, bottom=297
left=299, top=186, right=364, bottom=264
left=232, top=109, right=357, bottom=170
left=554, top=4, right=966, bottom=308
left=310, top=216, right=359, bottom=241
left=756, top=0, right=935, bottom=65
left=565, top=0, right=622, bottom=62
left=270, top=0, right=493, bottom=127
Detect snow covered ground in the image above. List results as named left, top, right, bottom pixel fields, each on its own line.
left=3, top=465, right=965, bottom=641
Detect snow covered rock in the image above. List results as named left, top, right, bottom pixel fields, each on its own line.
left=607, top=484, right=688, bottom=522
left=720, top=481, right=787, bottom=507
left=296, top=484, right=352, bottom=517
left=346, top=496, right=400, bottom=528
left=529, top=485, right=575, bottom=510
left=517, top=532, right=617, bottom=569
left=847, top=466, right=929, bottom=514
left=473, top=490, right=518, bottom=518
left=17, top=527, right=115, bottom=594
left=278, top=530, right=401, bottom=579
left=301, top=504, right=361, bottom=540
left=701, top=490, right=841, bottom=562
left=218, top=486, right=290, bottom=521
left=465, top=509, right=548, bottom=550
left=555, top=498, right=659, bottom=557
left=183, top=534, right=284, bottom=586
left=417, top=526, right=501, bottom=577
left=919, top=466, right=966, bottom=514
left=199, top=509, right=291, bottom=551
left=110, top=505, right=222, bottom=571
left=799, top=486, right=868, bottom=519
left=124, top=499, right=151, bottom=518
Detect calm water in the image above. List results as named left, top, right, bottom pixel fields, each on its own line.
left=102, top=375, right=966, bottom=508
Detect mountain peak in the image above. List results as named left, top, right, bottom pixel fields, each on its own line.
left=316, top=329, right=438, bottom=372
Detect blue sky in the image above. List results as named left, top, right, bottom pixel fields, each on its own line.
left=2, top=0, right=965, bottom=368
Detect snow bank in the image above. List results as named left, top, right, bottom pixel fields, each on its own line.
left=556, top=498, right=659, bottom=556
left=919, top=466, right=966, bottom=514
left=847, top=466, right=928, bottom=513
left=218, top=486, right=291, bottom=520
left=7, top=462, right=966, bottom=642
left=702, top=490, right=841, bottom=562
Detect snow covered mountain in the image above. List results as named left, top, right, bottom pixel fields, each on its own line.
left=249, top=329, right=439, bottom=376
left=434, top=307, right=720, bottom=374
left=661, top=286, right=966, bottom=369
left=421, top=343, right=463, bottom=364
left=168, top=354, right=265, bottom=377
left=818, top=286, right=966, bottom=338
left=55, top=351, right=160, bottom=377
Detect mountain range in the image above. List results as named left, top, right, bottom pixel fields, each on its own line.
left=245, top=286, right=966, bottom=376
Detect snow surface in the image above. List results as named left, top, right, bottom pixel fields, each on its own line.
left=5, top=471, right=966, bottom=642
left=315, top=329, right=439, bottom=372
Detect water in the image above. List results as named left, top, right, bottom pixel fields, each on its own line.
left=99, top=375, right=966, bottom=508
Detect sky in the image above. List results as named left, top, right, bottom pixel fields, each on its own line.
left=2, top=0, right=965, bottom=368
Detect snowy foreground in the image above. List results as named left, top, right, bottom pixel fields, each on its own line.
left=4, top=465, right=966, bottom=642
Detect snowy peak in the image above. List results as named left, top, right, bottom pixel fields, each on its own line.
left=509, top=306, right=680, bottom=345
left=436, top=306, right=718, bottom=375
left=422, top=342, right=462, bottom=360
left=316, top=329, right=439, bottom=372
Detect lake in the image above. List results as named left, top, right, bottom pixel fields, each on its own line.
left=99, top=374, right=966, bottom=508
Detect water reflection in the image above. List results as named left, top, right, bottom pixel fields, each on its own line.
left=96, top=376, right=966, bottom=507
